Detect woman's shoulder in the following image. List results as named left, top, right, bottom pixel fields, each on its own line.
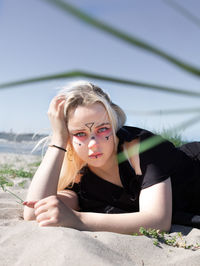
left=117, top=125, right=178, bottom=163
left=116, top=125, right=155, bottom=143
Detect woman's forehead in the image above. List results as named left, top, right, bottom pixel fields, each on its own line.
left=68, top=103, right=110, bottom=129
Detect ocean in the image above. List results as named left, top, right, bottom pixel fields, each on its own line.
left=0, top=139, right=43, bottom=155
left=0, top=132, right=48, bottom=155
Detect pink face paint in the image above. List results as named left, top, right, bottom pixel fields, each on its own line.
left=73, top=132, right=87, bottom=142
left=97, top=127, right=111, bottom=136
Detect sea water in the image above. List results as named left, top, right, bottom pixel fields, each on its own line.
left=0, top=139, right=43, bottom=155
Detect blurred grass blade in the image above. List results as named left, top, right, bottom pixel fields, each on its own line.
left=0, top=184, right=24, bottom=204
left=118, top=113, right=200, bottom=164
left=125, top=107, right=200, bottom=116
left=42, top=0, right=200, bottom=76
left=1, top=69, right=200, bottom=98
left=164, top=0, right=200, bottom=29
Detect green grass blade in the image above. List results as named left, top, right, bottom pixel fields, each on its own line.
left=0, top=184, right=24, bottom=204
left=164, top=0, right=200, bottom=29
left=41, top=0, right=200, bottom=76
left=125, top=107, right=200, bottom=116
left=4, top=188, right=24, bottom=204
left=0, top=70, right=200, bottom=98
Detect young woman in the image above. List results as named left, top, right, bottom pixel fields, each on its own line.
left=23, top=81, right=200, bottom=234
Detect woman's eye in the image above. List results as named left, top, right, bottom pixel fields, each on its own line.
left=74, top=132, right=86, bottom=137
left=98, top=127, right=109, bottom=133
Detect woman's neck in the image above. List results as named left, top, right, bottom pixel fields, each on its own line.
left=89, top=153, right=122, bottom=187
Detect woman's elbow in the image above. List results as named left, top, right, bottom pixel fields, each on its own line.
left=157, top=216, right=172, bottom=233
left=159, top=223, right=171, bottom=233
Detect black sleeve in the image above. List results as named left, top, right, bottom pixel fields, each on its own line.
left=117, top=126, right=179, bottom=190
left=139, top=137, right=178, bottom=189
left=65, top=182, right=80, bottom=194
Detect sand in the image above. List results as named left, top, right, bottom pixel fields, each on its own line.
left=0, top=153, right=200, bottom=266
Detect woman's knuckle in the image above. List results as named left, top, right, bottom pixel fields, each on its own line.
left=53, top=217, right=59, bottom=224
left=36, top=215, right=41, bottom=223
left=51, top=209, right=59, bottom=221
left=51, top=198, right=59, bottom=206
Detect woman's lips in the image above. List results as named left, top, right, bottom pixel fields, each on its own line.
left=89, top=152, right=103, bottom=159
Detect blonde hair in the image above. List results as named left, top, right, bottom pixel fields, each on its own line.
left=57, top=80, right=126, bottom=190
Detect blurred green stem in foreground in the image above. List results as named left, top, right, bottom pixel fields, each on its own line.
left=42, top=0, right=200, bottom=76
left=0, top=183, right=24, bottom=204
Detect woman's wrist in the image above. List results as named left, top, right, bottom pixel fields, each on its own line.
left=48, top=144, right=67, bottom=152
left=50, top=134, right=68, bottom=147
left=75, top=211, right=89, bottom=231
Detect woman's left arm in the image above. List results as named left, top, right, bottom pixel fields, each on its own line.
left=80, top=178, right=172, bottom=234
left=32, top=178, right=172, bottom=234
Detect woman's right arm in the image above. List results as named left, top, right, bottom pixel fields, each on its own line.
left=23, top=95, right=68, bottom=220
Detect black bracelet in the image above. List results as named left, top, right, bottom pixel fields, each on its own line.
left=48, top=144, right=67, bottom=152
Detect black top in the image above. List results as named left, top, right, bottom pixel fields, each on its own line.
left=67, top=126, right=200, bottom=227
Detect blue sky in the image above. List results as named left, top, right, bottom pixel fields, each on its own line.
left=0, top=0, right=200, bottom=141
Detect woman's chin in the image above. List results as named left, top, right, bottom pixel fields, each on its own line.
left=87, top=156, right=107, bottom=168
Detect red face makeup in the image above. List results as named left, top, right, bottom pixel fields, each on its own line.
left=67, top=103, right=116, bottom=168
left=72, top=123, right=112, bottom=144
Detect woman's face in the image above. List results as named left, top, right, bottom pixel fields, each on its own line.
left=67, top=103, right=116, bottom=168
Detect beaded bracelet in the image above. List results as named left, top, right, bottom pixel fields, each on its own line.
left=48, top=144, right=67, bottom=152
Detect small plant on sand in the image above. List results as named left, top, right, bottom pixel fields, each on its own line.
left=0, top=175, right=14, bottom=187
left=0, top=167, right=33, bottom=178
left=0, top=164, right=34, bottom=204
left=28, top=161, right=41, bottom=168
left=137, top=227, right=200, bottom=251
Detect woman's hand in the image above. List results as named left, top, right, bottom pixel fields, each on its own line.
left=48, top=95, right=68, bottom=144
left=24, top=196, right=85, bottom=229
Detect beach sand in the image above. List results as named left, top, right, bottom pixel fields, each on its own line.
left=0, top=153, right=200, bottom=266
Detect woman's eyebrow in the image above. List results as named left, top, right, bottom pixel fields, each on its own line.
left=69, top=128, right=87, bottom=133
left=95, top=122, right=111, bottom=128
left=69, top=122, right=110, bottom=132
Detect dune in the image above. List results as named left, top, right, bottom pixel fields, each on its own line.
left=0, top=153, right=200, bottom=266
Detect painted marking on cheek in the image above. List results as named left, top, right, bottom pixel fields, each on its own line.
left=85, top=122, right=94, bottom=132
left=74, top=141, right=82, bottom=146
left=105, top=134, right=112, bottom=140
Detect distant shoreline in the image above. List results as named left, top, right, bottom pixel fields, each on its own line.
left=0, top=137, right=47, bottom=155
left=0, top=132, right=48, bottom=142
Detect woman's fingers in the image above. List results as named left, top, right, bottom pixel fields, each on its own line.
left=23, top=201, right=38, bottom=208
left=34, top=195, right=59, bottom=209
left=25, top=195, right=78, bottom=228
left=47, top=95, right=68, bottom=139
left=51, top=95, right=66, bottom=105
left=36, top=209, right=51, bottom=224
left=48, top=96, right=65, bottom=115
left=54, top=97, right=66, bottom=110
left=39, top=217, right=58, bottom=227
left=34, top=204, right=49, bottom=217
left=34, top=196, right=59, bottom=220
left=57, top=100, right=66, bottom=114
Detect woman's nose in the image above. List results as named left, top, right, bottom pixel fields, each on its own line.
left=88, top=137, right=98, bottom=149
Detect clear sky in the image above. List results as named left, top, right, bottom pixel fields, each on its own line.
left=0, top=0, right=200, bottom=141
